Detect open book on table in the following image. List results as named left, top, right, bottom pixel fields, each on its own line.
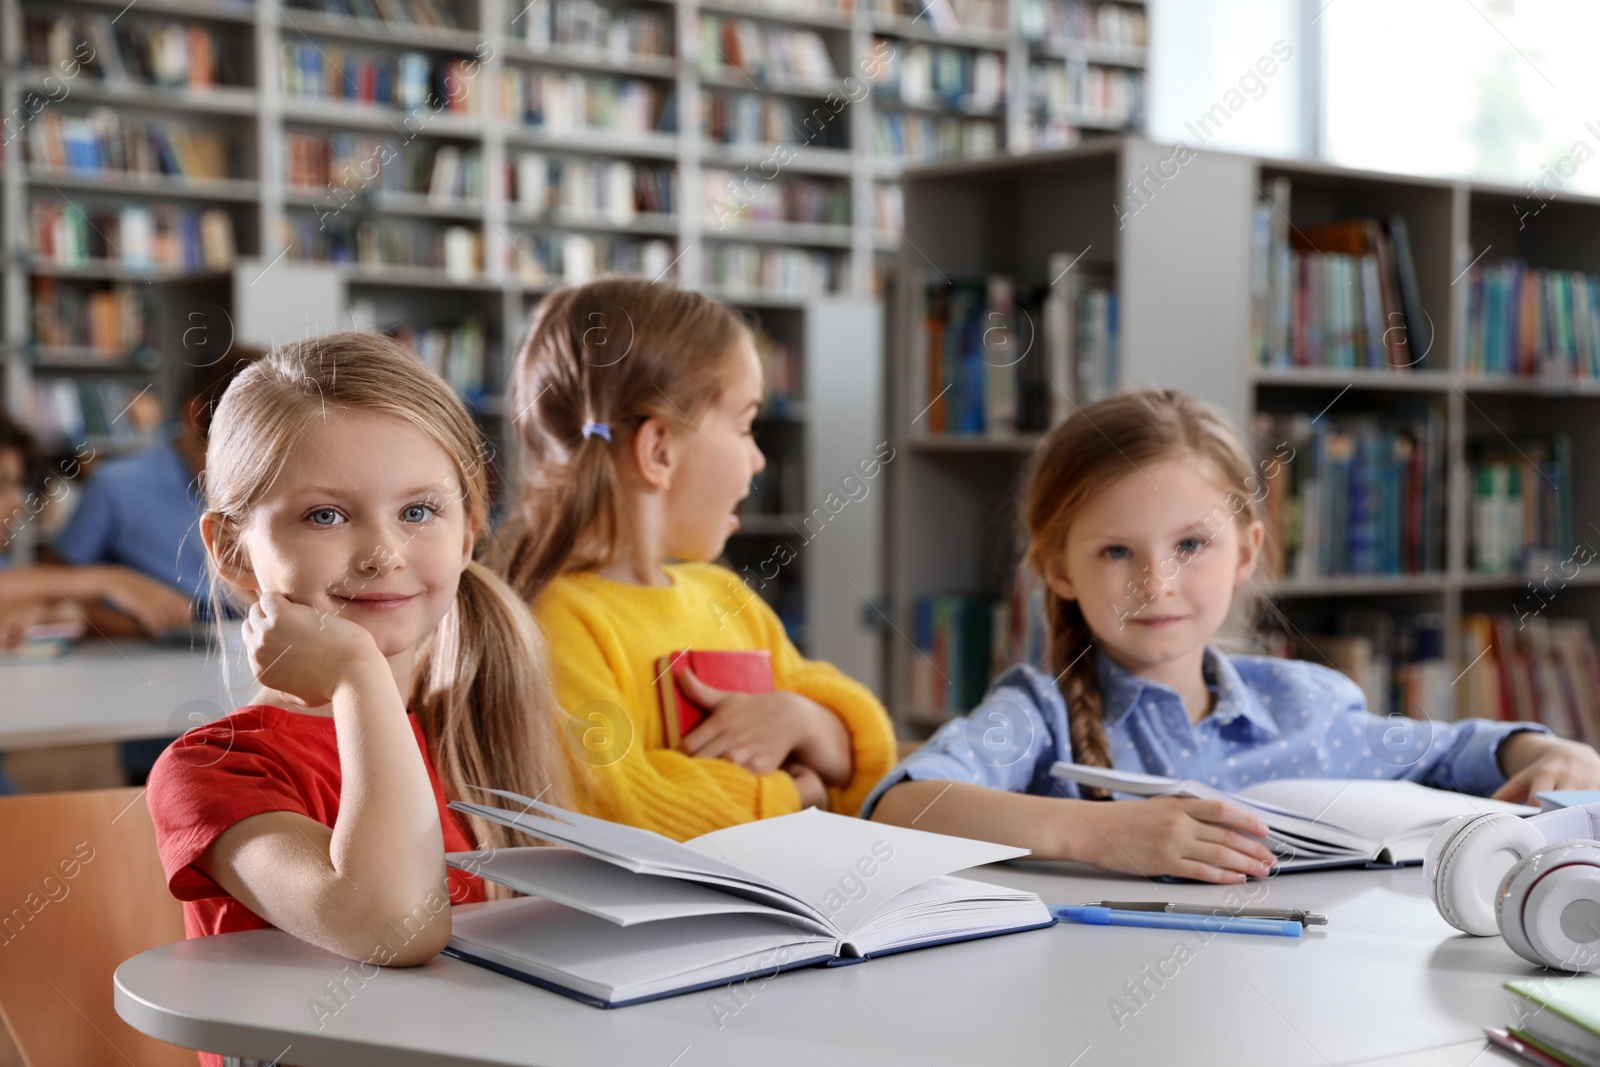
left=443, top=789, right=1055, bottom=1007
left=1050, top=762, right=1537, bottom=870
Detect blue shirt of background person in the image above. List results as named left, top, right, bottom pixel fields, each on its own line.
left=863, top=648, right=1547, bottom=813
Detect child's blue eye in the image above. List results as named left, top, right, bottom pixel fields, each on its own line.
left=1177, top=537, right=1207, bottom=556
left=308, top=508, right=343, bottom=526
left=402, top=504, right=436, bottom=523
left=1102, top=545, right=1131, bottom=561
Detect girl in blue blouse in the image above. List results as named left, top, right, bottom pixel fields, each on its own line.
left=867, top=390, right=1600, bottom=883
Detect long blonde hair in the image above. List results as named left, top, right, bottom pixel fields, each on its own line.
left=1022, top=390, right=1269, bottom=793
left=202, top=331, right=574, bottom=862
left=491, top=277, right=751, bottom=603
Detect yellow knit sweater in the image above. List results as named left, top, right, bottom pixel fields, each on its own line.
left=534, top=562, right=897, bottom=840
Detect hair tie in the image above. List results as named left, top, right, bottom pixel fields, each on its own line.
left=581, top=421, right=612, bottom=443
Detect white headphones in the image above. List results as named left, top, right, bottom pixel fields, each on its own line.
left=1426, top=803, right=1600, bottom=971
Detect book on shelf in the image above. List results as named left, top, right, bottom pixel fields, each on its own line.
left=518, top=0, right=670, bottom=59
left=442, top=790, right=1052, bottom=1007
left=388, top=317, right=488, bottom=398
left=28, top=15, right=234, bottom=89
left=30, top=200, right=235, bottom=273
left=285, top=133, right=484, bottom=202
left=1250, top=178, right=1432, bottom=371
left=703, top=91, right=850, bottom=151
left=702, top=245, right=845, bottom=299
left=696, top=15, right=838, bottom=86
left=513, top=232, right=674, bottom=286
left=1464, top=258, right=1600, bottom=382
left=1049, top=763, right=1536, bottom=870
left=511, top=154, right=675, bottom=221
left=911, top=260, right=1115, bottom=438
left=1250, top=405, right=1445, bottom=578
left=30, top=278, right=156, bottom=354
left=754, top=329, right=801, bottom=416
left=873, top=0, right=1008, bottom=34
left=702, top=170, right=850, bottom=228
left=1287, top=611, right=1451, bottom=722
left=1459, top=614, right=1600, bottom=747
left=872, top=111, right=998, bottom=163
left=284, top=215, right=480, bottom=278
left=908, top=593, right=1011, bottom=717
left=29, top=377, right=163, bottom=445
left=288, top=0, right=457, bottom=29
left=1019, top=0, right=1148, bottom=51
left=868, top=40, right=1005, bottom=112
left=501, top=69, right=677, bottom=135
left=280, top=43, right=481, bottom=114
left=1470, top=435, right=1573, bottom=576
left=1026, top=58, right=1143, bottom=130
left=27, top=109, right=230, bottom=181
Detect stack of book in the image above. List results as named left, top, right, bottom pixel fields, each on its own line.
left=280, top=44, right=480, bottom=114
left=868, top=41, right=1005, bottom=112
left=501, top=69, right=677, bottom=135
left=1493, top=977, right=1600, bottom=1066
left=1020, top=0, right=1148, bottom=51
left=908, top=594, right=1009, bottom=718
left=695, top=16, right=838, bottom=87
left=518, top=0, right=669, bottom=59
left=1290, top=611, right=1452, bottom=722
left=27, top=16, right=232, bottom=88
left=1250, top=407, right=1445, bottom=579
left=1250, top=179, right=1432, bottom=371
left=30, top=378, right=163, bottom=445
left=1469, top=435, right=1573, bottom=575
left=26, top=109, right=230, bottom=180
left=30, top=200, right=235, bottom=272
left=702, top=171, right=849, bottom=228
left=911, top=261, right=1117, bottom=438
left=30, top=278, right=156, bottom=354
left=390, top=317, right=487, bottom=399
left=1459, top=613, right=1600, bottom=746
left=284, top=216, right=480, bottom=278
left=872, top=111, right=998, bottom=163
left=286, top=133, right=483, bottom=201
left=288, top=0, right=458, bottom=29
left=702, top=245, right=845, bottom=299
left=702, top=91, right=849, bottom=150
left=1463, top=259, right=1600, bottom=381
left=512, top=233, right=673, bottom=286
left=511, top=154, right=675, bottom=221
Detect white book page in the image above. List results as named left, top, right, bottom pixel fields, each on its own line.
left=1237, top=779, right=1536, bottom=845
left=686, top=809, right=1028, bottom=935
left=447, top=848, right=820, bottom=929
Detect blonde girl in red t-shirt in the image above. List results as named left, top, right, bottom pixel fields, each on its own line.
left=147, top=333, right=573, bottom=983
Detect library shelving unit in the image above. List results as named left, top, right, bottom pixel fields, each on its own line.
left=886, top=134, right=1600, bottom=739
left=0, top=0, right=1145, bottom=669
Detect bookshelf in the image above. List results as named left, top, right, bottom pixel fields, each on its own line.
left=886, top=135, right=1600, bottom=745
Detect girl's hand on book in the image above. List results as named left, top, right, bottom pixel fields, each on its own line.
left=1492, top=732, right=1600, bottom=802
left=244, top=591, right=383, bottom=708
left=1070, top=797, right=1276, bottom=885
left=677, top=668, right=849, bottom=780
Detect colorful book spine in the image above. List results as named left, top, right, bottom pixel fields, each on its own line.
left=1465, top=259, right=1600, bottom=380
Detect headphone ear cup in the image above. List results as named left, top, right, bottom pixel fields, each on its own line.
left=1497, top=842, right=1600, bottom=972
left=1430, top=814, right=1545, bottom=936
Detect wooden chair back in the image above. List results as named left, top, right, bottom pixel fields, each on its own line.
left=0, top=788, right=191, bottom=1066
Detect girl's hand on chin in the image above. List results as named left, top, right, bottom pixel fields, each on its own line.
left=243, top=591, right=384, bottom=708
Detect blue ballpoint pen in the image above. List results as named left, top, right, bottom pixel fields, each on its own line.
left=1050, top=905, right=1302, bottom=938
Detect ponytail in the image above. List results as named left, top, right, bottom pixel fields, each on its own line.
left=492, top=278, right=750, bottom=603
left=412, top=561, right=583, bottom=897
left=1046, top=593, right=1111, bottom=800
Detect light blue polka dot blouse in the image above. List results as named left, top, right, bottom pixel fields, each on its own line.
left=862, top=647, right=1548, bottom=815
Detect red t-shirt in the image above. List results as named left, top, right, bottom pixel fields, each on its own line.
left=147, top=704, right=486, bottom=941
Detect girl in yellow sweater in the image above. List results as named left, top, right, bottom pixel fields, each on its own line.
left=491, top=278, right=897, bottom=839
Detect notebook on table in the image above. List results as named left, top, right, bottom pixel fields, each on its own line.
left=1050, top=762, right=1537, bottom=871
left=1504, top=976, right=1600, bottom=1067
left=654, top=649, right=773, bottom=750
left=443, top=789, right=1055, bottom=1007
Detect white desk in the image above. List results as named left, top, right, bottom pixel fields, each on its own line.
left=116, top=862, right=1537, bottom=1067
left=1, top=640, right=247, bottom=749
